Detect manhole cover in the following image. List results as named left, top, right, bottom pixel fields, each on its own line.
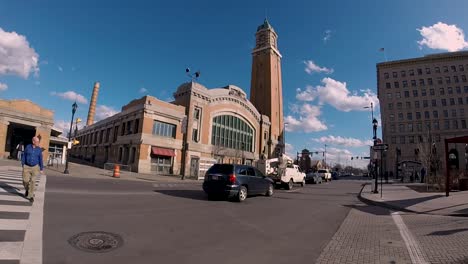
left=68, top=231, right=123, bottom=253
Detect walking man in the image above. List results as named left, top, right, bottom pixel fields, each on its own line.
left=21, top=137, right=43, bottom=202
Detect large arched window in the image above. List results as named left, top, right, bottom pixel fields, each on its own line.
left=211, top=115, right=254, bottom=152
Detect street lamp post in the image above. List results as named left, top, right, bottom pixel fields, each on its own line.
left=64, top=102, right=78, bottom=174
left=372, top=118, right=379, bottom=193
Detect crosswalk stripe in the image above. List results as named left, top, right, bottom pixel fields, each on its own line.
left=0, top=219, right=28, bottom=230
left=0, top=195, right=27, bottom=202
left=0, top=205, right=31, bottom=213
left=0, top=242, right=23, bottom=259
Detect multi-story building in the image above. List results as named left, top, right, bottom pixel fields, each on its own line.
left=73, top=19, right=284, bottom=178
left=377, top=51, right=468, bottom=177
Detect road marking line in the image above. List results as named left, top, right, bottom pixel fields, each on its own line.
left=0, top=195, right=27, bottom=202
left=391, top=211, right=428, bottom=264
left=21, top=173, right=46, bottom=264
left=0, top=241, right=23, bottom=259
left=0, top=219, right=28, bottom=230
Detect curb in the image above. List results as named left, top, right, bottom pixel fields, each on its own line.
left=357, top=183, right=468, bottom=217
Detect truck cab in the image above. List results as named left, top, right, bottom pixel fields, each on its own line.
left=255, top=155, right=306, bottom=190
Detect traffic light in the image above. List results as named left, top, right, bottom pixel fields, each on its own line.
left=72, top=139, right=80, bottom=145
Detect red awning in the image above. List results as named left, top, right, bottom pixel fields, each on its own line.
left=151, top=147, right=175, bottom=157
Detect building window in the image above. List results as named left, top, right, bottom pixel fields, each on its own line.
left=416, top=112, right=421, bottom=120
left=443, top=66, right=448, bottom=72
left=425, top=111, right=430, bottom=119
left=462, top=120, right=467, bottom=129
left=462, top=75, right=467, bottom=82
left=428, top=78, right=433, bottom=85
left=466, top=97, right=468, bottom=104
left=409, top=136, right=415, bottom=143
left=451, top=65, right=457, bottom=72
left=433, top=121, right=440, bottom=130
left=450, top=98, right=456, bottom=105
left=437, top=77, right=443, bottom=84
left=409, top=69, right=414, bottom=76
left=406, top=102, right=411, bottom=109
left=391, top=137, right=397, bottom=144
left=386, top=82, right=391, bottom=89
left=131, top=147, right=136, bottom=164
left=398, top=113, right=404, bottom=121
left=397, top=102, right=403, bottom=109
left=459, top=98, right=464, bottom=105
left=126, top=120, right=133, bottom=134
left=384, top=73, right=389, bottom=79
left=456, top=86, right=462, bottom=94
left=400, top=136, right=406, bottom=144
left=401, top=70, right=406, bottom=77
left=444, top=110, right=449, bottom=118
left=425, top=122, right=431, bottom=131
left=407, top=112, right=413, bottom=120
left=440, top=87, right=445, bottom=95
left=461, top=108, right=465, bottom=117
left=446, top=76, right=451, bottom=84
left=419, top=135, right=424, bottom=143
left=444, top=120, right=450, bottom=130
left=454, top=120, right=459, bottom=129
left=151, top=155, right=172, bottom=174
left=192, top=128, right=199, bottom=142
left=393, top=72, right=398, bottom=78
left=121, top=122, right=126, bottom=136
left=193, top=108, right=201, bottom=119
left=465, top=86, right=468, bottom=93
left=394, top=82, right=400, bottom=88
left=399, top=124, right=404, bottom=132
left=435, top=67, right=440, bottom=73
left=417, top=123, right=422, bottom=132
left=452, top=109, right=457, bottom=117
left=442, top=99, right=447, bottom=106
left=405, top=91, right=410, bottom=98
left=403, top=80, right=408, bottom=87
left=448, top=87, right=453, bottom=94
left=421, top=89, right=427, bottom=96
left=390, top=114, right=395, bottom=121
left=211, top=115, right=254, bottom=152
left=430, top=89, right=435, bottom=96
left=396, top=92, right=401, bottom=98
left=426, top=67, right=431, bottom=74
left=423, top=100, right=428, bottom=107
left=118, top=148, right=123, bottom=162
left=415, top=101, right=420, bottom=108
left=388, top=103, right=393, bottom=110
left=99, top=130, right=104, bottom=143
left=433, top=110, right=439, bottom=118
left=431, top=99, right=437, bottom=107
left=408, top=123, right=413, bottom=132
left=153, top=120, right=176, bottom=138
left=390, top=124, right=396, bottom=133
left=454, top=76, right=460, bottom=83
left=419, top=79, right=425, bottom=86
left=460, top=65, right=465, bottom=71
left=417, top=69, right=422, bottom=75
left=113, top=126, right=119, bottom=142
left=387, top=93, right=392, bottom=99
left=134, top=119, right=140, bottom=134
left=411, top=80, right=417, bottom=87
left=412, top=90, right=418, bottom=97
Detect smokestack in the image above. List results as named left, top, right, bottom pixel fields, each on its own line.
left=86, top=82, right=100, bottom=126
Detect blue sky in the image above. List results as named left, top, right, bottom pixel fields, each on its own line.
left=1, top=0, right=468, bottom=167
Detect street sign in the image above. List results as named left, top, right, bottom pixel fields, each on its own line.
left=373, top=144, right=388, bottom=151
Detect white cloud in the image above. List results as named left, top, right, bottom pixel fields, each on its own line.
left=296, top=77, right=379, bottom=112
left=50, top=91, right=88, bottom=104
left=417, top=22, right=468, bottom=52
left=285, top=143, right=295, bottom=158
left=139, top=87, right=148, bottom=93
left=0, top=82, right=7, bottom=91
left=323, top=29, right=332, bottom=43
left=0, top=27, right=39, bottom=78
left=304, top=60, right=334, bottom=74
left=58, top=66, right=63, bottom=72
left=95, top=105, right=118, bottom=121
left=54, top=119, right=85, bottom=137
left=284, top=104, right=327, bottom=133
left=313, top=135, right=373, bottom=147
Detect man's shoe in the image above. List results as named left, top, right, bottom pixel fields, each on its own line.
left=25, top=190, right=28, bottom=198
left=29, top=197, right=34, bottom=203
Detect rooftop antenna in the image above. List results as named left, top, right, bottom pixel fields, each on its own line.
left=185, top=68, right=200, bottom=82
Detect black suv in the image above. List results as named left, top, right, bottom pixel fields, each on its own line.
left=202, top=164, right=274, bottom=202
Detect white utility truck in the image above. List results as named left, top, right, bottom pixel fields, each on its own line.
left=255, top=154, right=306, bottom=190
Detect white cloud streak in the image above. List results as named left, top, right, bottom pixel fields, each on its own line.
left=0, top=27, right=39, bottom=78
left=417, top=22, right=468, bottom=52
left=0, top=82, right=7, bottom=91
left=58, top=66, right=63, bottom=72
left=313, top=135, right=373, bottom=147
left=139, top=87, right=148, bottom=93
left=285, top=104, right=327, bottom=133
left=95, top=105, right=118, bottom=121
left=323, top=29, right=332, bottom=43
left=50, top=91, right=88, bottom=104
left=296, top=77, right=379, bottom=112
left=304, top=60, right=334, bottom=74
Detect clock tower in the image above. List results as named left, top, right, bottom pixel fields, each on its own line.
left=250, top=19, right=284, bottom=158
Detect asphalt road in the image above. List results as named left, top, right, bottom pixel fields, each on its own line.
left=43, top=176, right=365, bottom=264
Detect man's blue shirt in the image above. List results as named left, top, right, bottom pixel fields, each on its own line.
left=21, top=144, right=44, bottom=170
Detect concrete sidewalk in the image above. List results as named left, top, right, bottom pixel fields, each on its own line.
left=359, top=182, right=468, bottom=217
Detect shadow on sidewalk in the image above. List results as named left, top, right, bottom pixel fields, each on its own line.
left=153, top=189, right=210, bottom=201
left=0, top=182, right=24, bottom=197
left=387, top=195, right=445, bottom=209
left=427, top=228, right=468, bottom=236
left=342, top=204, right=392, bottom=216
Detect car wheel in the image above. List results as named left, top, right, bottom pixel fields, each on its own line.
left=286, top=179, right=293, bottom=190
left=265, top=183, right=274, bottom=196
left=237, top=186, right=248, bottom=202
left=301, top=178, right=306, bottom=187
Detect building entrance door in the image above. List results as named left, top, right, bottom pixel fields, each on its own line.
left=190, top=157, right=199, bottom=178
left=5, top=123, right=35, bottom=159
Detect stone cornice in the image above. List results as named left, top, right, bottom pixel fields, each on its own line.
left=377, top=51, right=468, bottom=69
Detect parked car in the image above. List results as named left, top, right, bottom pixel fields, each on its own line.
left=202, top=164, right=275, bottom=202
left=305, top=172, right=322, bottom=184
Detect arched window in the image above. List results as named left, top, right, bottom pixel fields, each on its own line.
left=211, top=115, right=254, bottom=152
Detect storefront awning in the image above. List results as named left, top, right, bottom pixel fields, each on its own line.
left=151, top=147, right=175, bottom=157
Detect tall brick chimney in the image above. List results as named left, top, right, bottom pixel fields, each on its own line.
left=86, top=82, right=100, bottom=126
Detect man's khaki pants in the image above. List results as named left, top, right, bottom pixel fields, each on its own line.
left=22, top=165, right=39, bottom=199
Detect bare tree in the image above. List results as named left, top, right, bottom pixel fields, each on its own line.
left=416, top=135, right=443, bottom=190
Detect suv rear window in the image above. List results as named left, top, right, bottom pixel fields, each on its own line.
left=206, top=164, right=234, bottom=174
left=318, top=170, right=327, bottom=173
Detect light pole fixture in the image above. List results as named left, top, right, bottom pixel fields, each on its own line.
left=64, top=101, right=78, bottom=174
left=372, top=118, right=379, bottom=193
left=364, top=102, right=374, bottom=121
left=372, top=118, right=378, bottom=140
